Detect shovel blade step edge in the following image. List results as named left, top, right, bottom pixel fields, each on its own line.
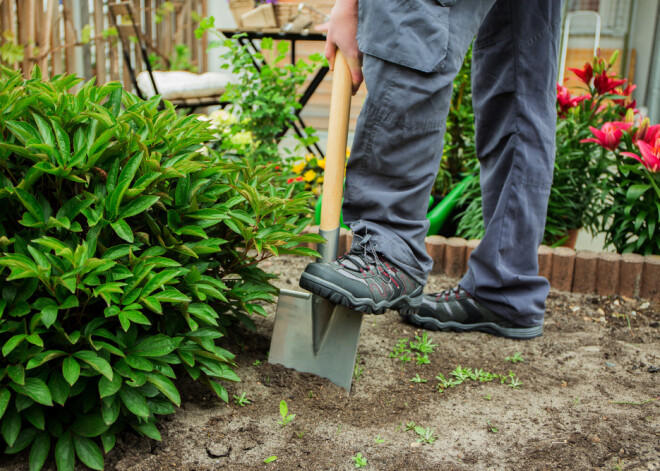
left=269, top=289, right=363, bottom=392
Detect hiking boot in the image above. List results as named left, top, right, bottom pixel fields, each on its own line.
left=299, top=235, right=423, bottom=315
left=399, top=287, right=543, bottom=339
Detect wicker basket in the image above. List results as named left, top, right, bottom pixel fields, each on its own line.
left=229, top=0, right=254, bottom=28
left=274, top=3, right=330, bottom=28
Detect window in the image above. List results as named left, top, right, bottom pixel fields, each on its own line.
left=567, top=0, right=631, bottom=36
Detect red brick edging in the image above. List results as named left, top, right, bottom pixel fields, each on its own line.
left=301, top=227, right=659, bottom=301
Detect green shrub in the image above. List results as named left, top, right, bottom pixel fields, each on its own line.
left=0, top=66, right=320, bottom=470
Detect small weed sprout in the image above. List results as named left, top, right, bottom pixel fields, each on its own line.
left=404, top=421, right=416, bottom=431
left=354, top=354, right=364, bottom=381
left=436, top=366, right=523, bottom=392
left=253, top=360, right=262, bottom=366
left=486, top=420, right=499, bottom=433
left=278, top=400, right=295, bottom=427
left=233, top=392, right=251, bottom=406
left=505, top=352, right=525, bottom=363
left=374, top=434, right=386, bottom=444
left=296, top=430, right=306, bottom=439
left=389, top=333, right=437, bottom=366
left=414, top=426, right=438, bottom=444
left=573, top=397, right=581, bottom=405
left=351, top=452, right=368, bottom=468
left=410, top=374, right=427, bottom=383
left=264, top=456, right=278, bottom=464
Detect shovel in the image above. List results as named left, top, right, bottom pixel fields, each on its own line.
left=269, top=51, right=362, bottom=392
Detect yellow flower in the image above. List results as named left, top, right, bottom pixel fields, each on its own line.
left=316, top=158, right=326, bottom=169
left=292, top=162, right=307, bottom=174
left=346, top=148, right=351, bottom=158
left=316, top=176, right=324, bottom=184
left=306, top=153, right=314, bottom=161
left=303, top=169, right=317, bottom=182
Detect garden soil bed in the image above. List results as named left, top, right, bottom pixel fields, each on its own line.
left=3, top=256, right=658, bottom=471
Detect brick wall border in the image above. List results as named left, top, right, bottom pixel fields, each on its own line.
left=301, top=226, right=659, bottom=301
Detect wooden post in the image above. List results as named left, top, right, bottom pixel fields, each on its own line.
left=62, top=0, right=77, bottom=76
left=80, top=0, right=92, bottom=78
left=93, top=0, right=106, bottom=83
left=39, top=0, right=58, bottom=79
left=201, top=0, right=208, bottom=73
left=52, top=3, right=63, bottom=76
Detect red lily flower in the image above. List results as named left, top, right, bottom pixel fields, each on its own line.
left=568, top=63, right=593, bottom=86
left=614, top=83, right=637, bottom=111
left=581, top=121, right=633, bottom=151
left=556, top=84, right=590, bottom=115
left=622, top=137, right=660, bottom=172
left=633, top=121, right=660, bottom=146
left=593, top=72, right=627, bottom=95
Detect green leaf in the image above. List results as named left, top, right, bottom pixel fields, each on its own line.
left=4, top=427, right=37, bottom=454
left=132, top=420, right=162, bottom=441
left=28, top=431, right=50, bottom=471
left=151, top=289, right=191, bottom=303
left=62, top=357, right=81, bottom=386
left=23, top=405, right=45, bottom=430
left=99, top=373, right=123, bottom=398
left=101, top=396, right=120, bottom=426
left=626, top=184, right=650, bottom=202
left=11, top=378, right=53, bottom=406
left=71, top=413, right=110, bottom=438
left=111, top=219, right=134, bottom=243
left=74, top=351, right=113, bottom=381
left=101, top=432, right=116, bottom=453
left=14, top=188, right=44, bottom=223
left=51, top=118, right=71, bottom=163
left=132, top=335, right=176, bottom=357
left=1, top=407, right=21, bottom=447
left=119, top=386, right=150, bottom=418
left=0, top=389, right=11, bottom=420
left=1, top=334, right=25, bottom=357
left=73, top=435, right=104, bottom=470
left=207, top=381, right=228, bottom=403
left=55, top=433, right=75, bottom=471
left=120, top=195, right=160, bottom=219
left=48, top=371, right=70, bottom=406
left=26, top=350, right=66, bottom=369
left=7, top=364, right=25, bottom=385
left=145, top=372, right=181, bottom=406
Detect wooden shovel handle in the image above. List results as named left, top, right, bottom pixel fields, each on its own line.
left=319, top=50, right=352, bottom=232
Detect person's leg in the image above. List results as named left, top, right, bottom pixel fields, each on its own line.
left=459, top=0, right=561, bottom=327
left=402, top=0, right=561, bottom=337
left=299, top=0, right=496, bottom=313
left=343, top=0, right=497, bottom=283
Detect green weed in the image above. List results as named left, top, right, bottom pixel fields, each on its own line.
left=410, top=374, right=427, bottom=383
left=278, top=400, right=295, bottom=427
left=505, top=352, right=525, bottom=363
left=233, top=392, right=251, bottom=406
left=351, top=452, right=368, bottom=468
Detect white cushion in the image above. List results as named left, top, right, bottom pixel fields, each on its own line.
left=136, top=71, right=234, bottom=100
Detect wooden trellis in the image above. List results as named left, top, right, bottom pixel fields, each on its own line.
left=0, top=0, right=209, bottom=89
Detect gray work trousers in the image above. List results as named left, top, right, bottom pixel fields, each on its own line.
left=344, top=0, right=561, bottom=326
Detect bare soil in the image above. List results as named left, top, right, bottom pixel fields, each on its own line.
left=3, top=256, right=659, bottom=470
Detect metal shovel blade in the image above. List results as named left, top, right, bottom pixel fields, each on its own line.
left=269, top=288, right=362, bottom=392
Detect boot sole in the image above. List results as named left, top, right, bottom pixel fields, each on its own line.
left=299, top=272, right=423, bottom=315
left=398, top=308, right=543, bottom=340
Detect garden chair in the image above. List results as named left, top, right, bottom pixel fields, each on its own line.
left=108, top=2, right=233, bottom=112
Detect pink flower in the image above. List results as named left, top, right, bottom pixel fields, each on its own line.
left=556, top=84, right=590, bottom=115
left=593, top=72, right=627, bottom=95
left=580, top=121, right=633, bottom=151
left=568, top=63, right=593, bottom=86
left=633, top=121, right=660, bottom=146
left=622, top=138, right=660, bottom=172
